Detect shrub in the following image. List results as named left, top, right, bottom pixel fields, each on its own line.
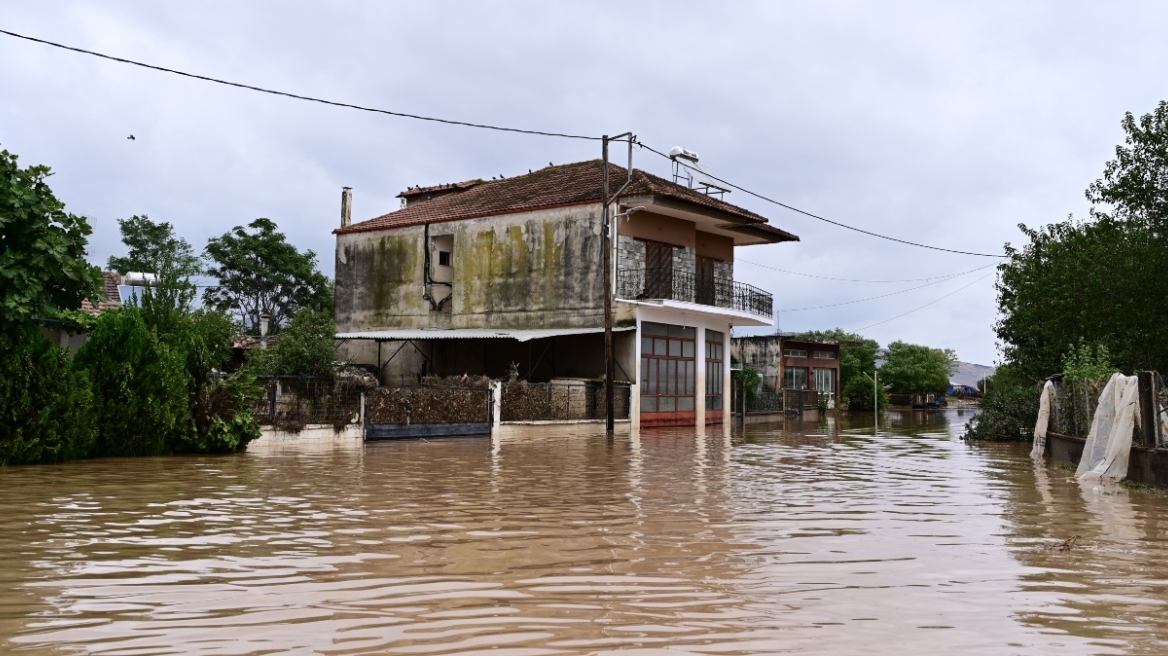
left=843, top=376, right=887, bottom=411
left=75, top=307, right=190, bottom=456
left=247, top=309, right=341, bottom=381
left=0, top=327, right=96, bottom=465
left=962, top=381, right=1040, bottom=441
left=184, top=372, right=262, bottom=453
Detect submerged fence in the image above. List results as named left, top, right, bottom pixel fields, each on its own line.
left=1048, top=372, right=1167, bottom=448
left=500, top=380, right=630, bottom=422
left=365, top=385, right=492, bottom=426
left=745, top=389, right=819, bottom=414
left=251, top=376, right=366, bottom=430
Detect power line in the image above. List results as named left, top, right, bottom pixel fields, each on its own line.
left=737, top=258, right=994, bottom=283
left=636, top=141, right=1006, bottom=258
left=779, top=264, right=995, bottom=312
left=853, top=272, right=995, bottom=332
left=0, top=28, right=600, bottom=141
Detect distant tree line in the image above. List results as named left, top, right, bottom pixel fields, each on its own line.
left=795, top=329, right=957, bottom=411
left=1, top=146, right=338, bottom=466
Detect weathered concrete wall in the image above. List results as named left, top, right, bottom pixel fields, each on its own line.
left=336, top=203, right=636, bottom=333
left=731, top=336, right=784, bottom=393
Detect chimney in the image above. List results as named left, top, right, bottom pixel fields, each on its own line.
left=340, top=187, right=353, bottom=229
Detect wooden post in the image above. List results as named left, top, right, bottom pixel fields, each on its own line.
left=1138, top=371, right=1158, bottom=448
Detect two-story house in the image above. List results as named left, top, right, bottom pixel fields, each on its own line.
left=333, top=160, right=798, bottom=427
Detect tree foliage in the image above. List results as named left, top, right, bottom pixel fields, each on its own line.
left=796, top=328, right=879, bottom=393
left=107, top=215, right=202, bottom=279
left=842, top=375, right=888, bottom=411
left=248, top=309, right=340, bottom=380
left=0, top=149, right=103, bottom=334
left=203, top=218, right=332, bottom=334
left=0, top=326, right=97, bottom=465
left=1061, top=340, right=1117, bottom=384
left=75, top=307, right=190, bottom=456
left=879, top=341, right=957, bottom=394
left=996, top=101, right=1168, bottom=380
left=734, top=364, right=762, bottom=404
left=962, top=375, right=1039, bottom=442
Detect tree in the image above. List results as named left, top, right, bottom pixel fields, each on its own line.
left=107, top=215, right=202, bottom=278
left=0, top=149, right=103, bottom=334
left=796, top=328, right=880, bottom=394
left=842, top=375, right=888, bottom=411
left=1086, top=100, right=1168, bottom=228
left=248, top=309, right=340, bottom=380
left=995, top=101, right=1168, bottom=379
left=203, top=218, right=332, bottom=334
left=878, top=341, right=956, bottom=395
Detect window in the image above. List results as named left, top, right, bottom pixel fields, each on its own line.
left=783, top=349, right=808, bottom=358
left=784, top=366, right=808, bottom=390
left=640, top=322, right=696, bottom=414
left=814, top=368, right=836, bottom=395
left=642, top=240, right=674, bottom=300
left=705, top=329, right=724, bottom=411
left=813, top=350, right=836, bottom=359
left=438, top=251, right=452, bottom=267
left=696, top=256, right=718, bottom=305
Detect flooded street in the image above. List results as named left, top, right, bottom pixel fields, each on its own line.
left=3, top=410, right=1168, bottom=655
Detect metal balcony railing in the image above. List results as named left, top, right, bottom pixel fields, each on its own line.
left=616, top=267, right=773, bottom=319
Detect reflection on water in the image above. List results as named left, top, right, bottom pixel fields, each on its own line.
left=2, top=411, right=1167, bottom=654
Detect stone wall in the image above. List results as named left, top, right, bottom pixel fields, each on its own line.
left=714, top=259, right=734, bottom=308
left=672, top=246, right=696, bottom=302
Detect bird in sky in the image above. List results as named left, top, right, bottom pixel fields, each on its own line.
left=127, top=135, right=135, bottom=140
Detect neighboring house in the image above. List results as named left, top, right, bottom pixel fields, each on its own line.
left=731, top=334, right=842, bottom=405
left=40, top=271, right=124, bottom=351
left=333, top=159, right=799, bottom=427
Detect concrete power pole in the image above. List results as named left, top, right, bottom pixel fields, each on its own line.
left=602, top=133, right=635, bottom=433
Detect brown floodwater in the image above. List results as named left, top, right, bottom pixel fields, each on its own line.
left=2, top=410, right=1168, bottom=655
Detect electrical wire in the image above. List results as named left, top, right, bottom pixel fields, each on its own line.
left=0, top=28, right=600, bottom=141
left=635, top=141, right=1006, bottom=258
left=853, top=272, right=995, bottom=332
left=737, top=258, right=994, bottom=283
left=778, top=264, right=995, bottom=312
left=2, top=28, right=1009, bottom=262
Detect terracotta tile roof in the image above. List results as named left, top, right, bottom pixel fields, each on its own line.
left=398, top=180, right=483, bottom=199
left=337, top=160, right=799, bottom=242
left=81, top=271, right=123, bottom=315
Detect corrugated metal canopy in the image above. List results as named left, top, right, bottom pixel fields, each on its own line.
left=335, top=326, right=635, bottom=343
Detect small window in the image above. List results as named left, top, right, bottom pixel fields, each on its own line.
left=783, top=349, right=808, bottom=358
left=813, top=350, right=837, bottom=359
left=438, top=251, right=452, bottom=267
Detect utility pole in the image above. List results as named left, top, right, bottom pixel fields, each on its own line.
left=874, top=370, right=878, bottom=428
left=602, top=133, right=635, bottom=433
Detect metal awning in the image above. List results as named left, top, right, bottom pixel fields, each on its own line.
left=335, top=326, right=635, bottom=343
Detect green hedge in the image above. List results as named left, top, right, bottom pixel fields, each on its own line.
left=0, top=327, right=96, bottom=465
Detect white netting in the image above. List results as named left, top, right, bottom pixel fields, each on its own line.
left=1077, top=373, right=1139, bottom=482
left=1030, top=380, right=1054, bottom=459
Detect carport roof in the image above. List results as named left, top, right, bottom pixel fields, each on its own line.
left=336, top=326, right=635, bottom=343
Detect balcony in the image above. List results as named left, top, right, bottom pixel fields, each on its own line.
left=616, top=266, right=773, bottom=319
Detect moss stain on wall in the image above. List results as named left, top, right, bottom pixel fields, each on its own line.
left=367, top=234, right=419, bottom=322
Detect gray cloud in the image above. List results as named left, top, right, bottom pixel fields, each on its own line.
left=3, top=0, right=1164, bottom=366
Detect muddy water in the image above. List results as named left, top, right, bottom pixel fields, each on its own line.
left=2, top=411, right=1168, bottom=655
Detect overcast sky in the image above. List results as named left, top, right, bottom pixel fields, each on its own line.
left=3, top=1, right=1165, bottom=366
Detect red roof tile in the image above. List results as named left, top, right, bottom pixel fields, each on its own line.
left=81, top=271, right=123, bottom=315
left=337, top=160, right=799, bottom=242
